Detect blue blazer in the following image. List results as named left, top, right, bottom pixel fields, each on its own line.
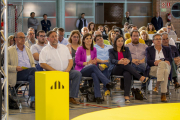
left=151, top=17, right=163, bottom=31
left=41, top=20, right=51, bottom=32
left=145, top=46, right=173, bottom=77
left=108, top=47, right=132, bottom=77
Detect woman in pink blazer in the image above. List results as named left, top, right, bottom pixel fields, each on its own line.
left=75, top=33, right=114, bottom=104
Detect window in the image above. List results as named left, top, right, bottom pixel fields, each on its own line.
left=171, top=3, right=180, bottom=18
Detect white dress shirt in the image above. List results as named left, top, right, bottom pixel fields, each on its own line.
left=39, top=44, right=72, bottom=71
left=155, top=47, right=165, bottom=60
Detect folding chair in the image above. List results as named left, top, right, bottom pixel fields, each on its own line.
left=9, top=81, right=30, bottom=106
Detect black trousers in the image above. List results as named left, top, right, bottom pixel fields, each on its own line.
left=112, top=64, right=142, bottom=96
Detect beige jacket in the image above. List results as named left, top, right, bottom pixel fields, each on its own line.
left=8, top=45, right=35, bottom=87
left=25, top=39, right=38, bottom=48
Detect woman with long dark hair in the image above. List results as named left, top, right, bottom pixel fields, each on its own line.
left=75, top=33, right=114, bottom=104
left=109, top=35, right=149, bottom=103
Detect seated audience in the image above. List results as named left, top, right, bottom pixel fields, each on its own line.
left=8, top=35, right=15, bottom=47
left=8, top=32, right=36, bottom=110
left=94, top=31, right=110, bottom=45
left=53, top=27, right=58, bottom=31
left=81, top=27, right=89, bottom=36
left=125, top=30, right=145, bottom=45
left=39, top=31, right=81, bottom=105
left=30, top=30, right=46, bottom=71
left=67, top=30, right=81, bottom=58
left=114, top=27, right=124, bottom=36
left=109, top=35, right=148, bottom=103
left=57, top=28, right=69, bottom=45
left=166, top=22, right=177, bottom=34
left=121, top=22, right=129, bottom=34
left=88, top=22, right=96, bottom=33
left=108, top=30, right=116, bottom=45
left=140, top=30, right=153, bottom=46
left=103, top=25, right=110, bottom=36
left=94, top=34, right=113, bottom=78
left=147, top=23, right=156, bottom=34
left=158, top=28, right=176, bottom=46
left=25, top=29, right=38, bottom=48
left=124, top=24, right=133, bottom=40
left=153, top=33, right=180, bottom=94
left=98, top=25, right=108, bottom=40
left=126, top=30, right=147, bottom=74
left=138, top=26, right=147, bottom=33
left=75, top=33, right=114, bottom=104
left=145, top=33, right=172, bottom=102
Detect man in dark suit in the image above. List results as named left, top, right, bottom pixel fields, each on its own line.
left=151, top=12, right=163, bottom=31
left=41, top=14, right=51, bottom=33
left=145, top=33, right=172, bottom=102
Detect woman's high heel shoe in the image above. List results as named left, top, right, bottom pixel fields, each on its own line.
left=96, top=97, right=103, bottom=104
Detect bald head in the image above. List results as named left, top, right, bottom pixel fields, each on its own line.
left=156, top=12, right=159, bottom=17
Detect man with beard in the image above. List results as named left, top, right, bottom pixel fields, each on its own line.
left=126, top=30, right=147, bottom=91
left=25, top=29, right=38, bottom=48
left=126, top=30, right=147, bottom=74
left=125, top=26, right=145, bottom=45
left=30, top=30, right=46, bottom=70
left=39, top=31, right=82, bottom=105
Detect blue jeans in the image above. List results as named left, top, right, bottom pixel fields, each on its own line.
left=17, top=68, right=37, bottom=96
left=97, top=63, right=109, bottom=78
left=132, top=63, right=146, bottom=74
left=132, top=63, right=146, bottom=89
left=80, top=65, right=110, bottom=98
left=69, top=70, right=82, bottom=98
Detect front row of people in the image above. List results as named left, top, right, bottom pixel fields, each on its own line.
left=8, top=30, right=178, bottom=110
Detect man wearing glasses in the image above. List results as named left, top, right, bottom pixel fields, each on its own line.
left=145, top=33, right=172, bottom=102
left=25, top=30, right=38, bottom=48
left=8, top=32, right=36, bottom=110
left=30, top=30, right=46, bottom=71
left=56, top=28, right=69, bottom=45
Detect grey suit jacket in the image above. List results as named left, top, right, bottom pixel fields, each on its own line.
left=8, top=45, right=35, bottom=87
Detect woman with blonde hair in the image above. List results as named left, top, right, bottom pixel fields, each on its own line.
left=108, top=30, right=116, bottom=45
left=8, top=35, right=15, bottom=47
left=138, top=26, right=147, bottom=33
left=140, top=30, right=152, bottom=46
left=67, top=30, right=81, bottom=58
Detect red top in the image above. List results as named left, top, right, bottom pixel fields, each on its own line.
left=118, top=51, right=124, bottom=60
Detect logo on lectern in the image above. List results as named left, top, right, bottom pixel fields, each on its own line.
left=50, top=81, right=64, bottom=90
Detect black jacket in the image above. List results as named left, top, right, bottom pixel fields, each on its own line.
left=151, top=17, right=163, bottom=31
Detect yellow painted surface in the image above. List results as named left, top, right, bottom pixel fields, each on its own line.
left=35, top=71, right=69, bottom=120
left=72, top=103, right=180, bottom=120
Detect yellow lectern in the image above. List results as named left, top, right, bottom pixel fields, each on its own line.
left=35, top=71, right=69, bottom=120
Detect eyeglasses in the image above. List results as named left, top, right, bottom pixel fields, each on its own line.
left=16, top=37, right=26, bottom=39
left=72, top=36, right=79, bottom=39
left=162, top=38, right=169, bottom=40
left=39, top=35, right=46, bottom=38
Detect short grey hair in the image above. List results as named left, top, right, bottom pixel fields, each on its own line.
left=153, top=33, right=162, bottom=40
left=94, top=31, right=102, bottom=36
left=161, top=32, right=169, bottom=38
left=27, top=29, right=34, bottom=36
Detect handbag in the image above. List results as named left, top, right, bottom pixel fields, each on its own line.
left=131, top=88, right=144, bottom=100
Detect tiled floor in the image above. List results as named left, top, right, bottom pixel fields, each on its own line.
left=4, top=79, right=180, bottom=120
